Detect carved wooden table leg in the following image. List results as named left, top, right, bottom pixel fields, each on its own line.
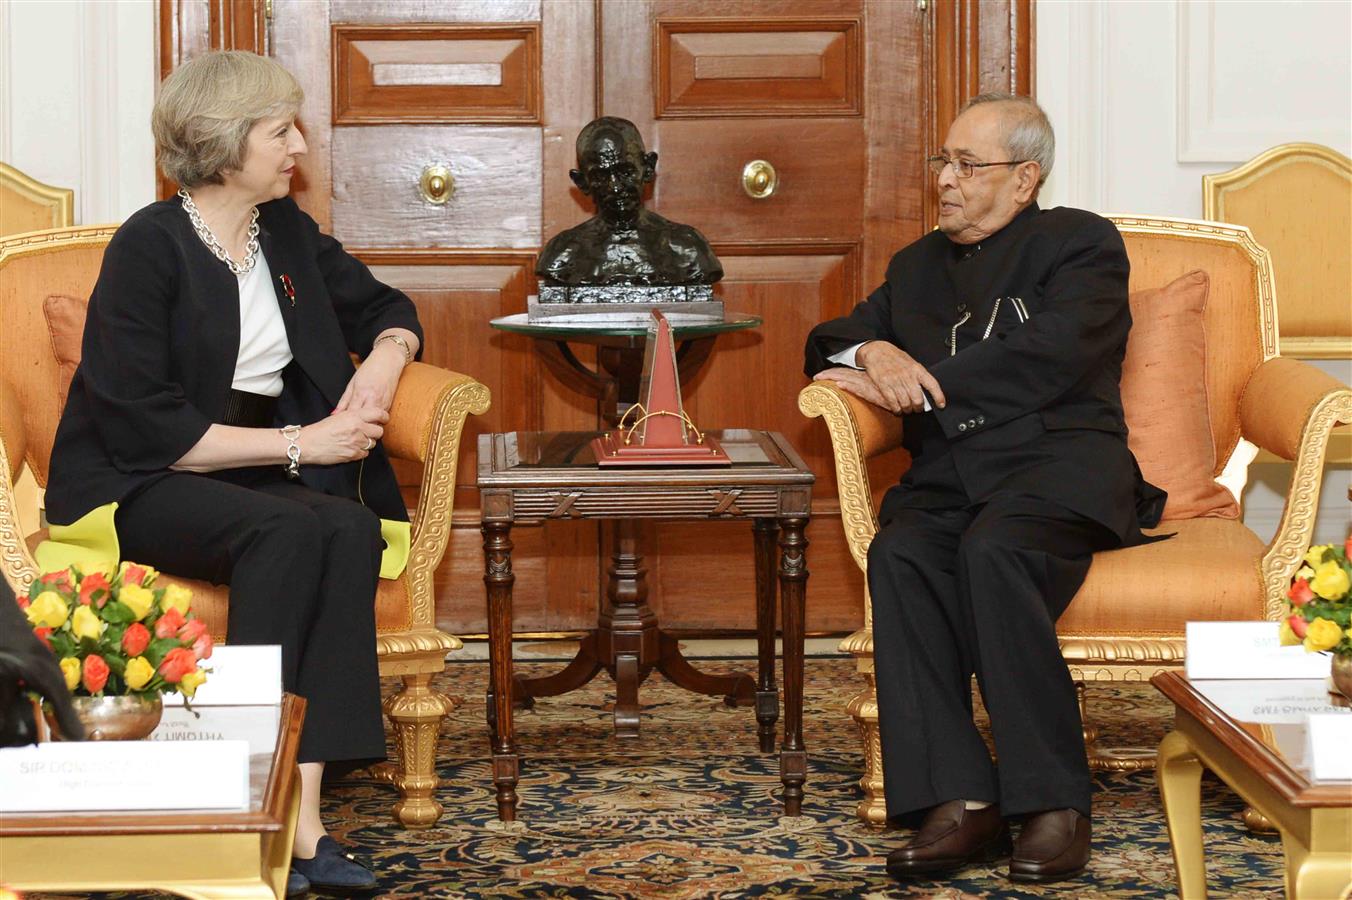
left=778, top=515, right=809, bottom=817
left=513, top=633, right=604, bottom=708
left=597, top=518, right=659, bottom=738
left=483, top=521, right=519, bottom=821
left=753, top=517, right=781, bottom=753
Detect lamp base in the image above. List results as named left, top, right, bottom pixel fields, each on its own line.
left=592, top=431, right=731, bottom=467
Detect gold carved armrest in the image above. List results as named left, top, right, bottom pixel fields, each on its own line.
left=1239, top=356, right=1352, bottom=618
left=384, top=362, right=491, bottom=616
left=797, top=381, right=901, bottom=573
left=0, top=378, right=39, bottom=594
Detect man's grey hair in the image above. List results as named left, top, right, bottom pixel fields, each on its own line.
left=962, top=92, right=1054, bottom=188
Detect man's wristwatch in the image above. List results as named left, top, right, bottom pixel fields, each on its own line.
left=375, top=333, right=413, bottom=364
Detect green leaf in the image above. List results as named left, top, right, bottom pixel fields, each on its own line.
left=99, top=601, right=137, bottom=625
left=104, top=655, right=127, bottom=676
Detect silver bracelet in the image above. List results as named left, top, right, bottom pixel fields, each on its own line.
left=375, top=333, right=413, bottom=364
left=280, top=424, right=302, bottom=478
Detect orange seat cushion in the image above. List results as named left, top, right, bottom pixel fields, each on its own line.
left=26, top=529, right=411, bottom=640
left=1120, top=270, right=1240, bottom=520
left=1057, top=518, right=1265, bottom=636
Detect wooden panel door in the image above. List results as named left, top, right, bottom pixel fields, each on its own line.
left=158, top=0, right=1032, bottom=637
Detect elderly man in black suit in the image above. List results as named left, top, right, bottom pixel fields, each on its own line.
left=804, top=93, right=1165, bottom=884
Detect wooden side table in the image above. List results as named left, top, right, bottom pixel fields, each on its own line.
left=0, top=695, right=305, bottom=899
left=478, top=429, right=814, bottom=821
left=1152, top=672, right=1352, bottom=899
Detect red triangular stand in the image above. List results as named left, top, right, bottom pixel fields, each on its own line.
left=592, top=310, right=731, bottom=467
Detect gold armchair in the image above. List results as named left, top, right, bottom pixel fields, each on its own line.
left=0, top=225, right=490, bottom=829
left=800, top=216, right=1352, bottom=826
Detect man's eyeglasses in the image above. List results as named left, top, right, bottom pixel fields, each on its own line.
left=927, top=155, right=1029, bottom=179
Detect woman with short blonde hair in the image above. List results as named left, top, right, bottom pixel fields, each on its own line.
left=45, top=50, right=414, bottom=895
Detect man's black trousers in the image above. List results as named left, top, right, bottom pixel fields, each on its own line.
left=868, top=492, right=1118, bottom=822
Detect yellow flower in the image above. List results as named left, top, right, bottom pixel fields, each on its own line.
left=1296, top=565, right=1316, bottom=582
left=1279, top=619, right=1302, bottom=646
left=1310, top=561, right=1350, bottom=601
left=123, top=656, right=155, bottom=691
left=59, top=657, right=80, bottom=692
left=160, top=583, right=193, bottom=616
left=119, top=584, right=155, bottom=620
left=1303, top=545, right=1330, bottom=568
left=25, top=591, right=69, bottom=629
left=70, top=605, right=104, bottom=641
left=1303, top=617, right=1343, bottom=652
left=177, top=668, right=207, bottom=699
left=118, top=561, right=158, bottom=586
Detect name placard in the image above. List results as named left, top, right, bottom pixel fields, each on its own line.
left=1306, top=713, right=1352, bottom=781
left=0, top=740, right=249, bottom=812
left=1193, top=679, right=1339, bottom=724
left=164, top=645, right=282, bottom=706
left=1185, top=622, right=1332, bottom=679
left=151, top=704, right=281, bottom=756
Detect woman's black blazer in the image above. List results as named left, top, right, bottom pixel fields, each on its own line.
left=45, top=197, right=423, bottom=528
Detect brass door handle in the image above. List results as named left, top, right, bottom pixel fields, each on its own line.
left=741, top=159, right=777, bottom=199
left=419, top=164, right=454, bottom=204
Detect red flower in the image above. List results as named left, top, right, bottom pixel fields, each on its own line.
left=122, top=622, right=151, bottom=657
left=191, top=631, right=213, bottom=661
left=79, top=572, right=111, bottom=608
left=1345, top=536, right=1352, bottom=560
left=155, top=606, right=186, bottom=639
left=158, top=647, right=197, bottom=683
left=1286, top=614, right=1309, bottom=639
left=1287, top=578, right=1316, bottom=607
left=40, top=570, right=73, bottom=591
left=33, top=627, right=52, bottom=649
left=122, top=564, right=147, bottom=586
left=15, top=593, right=29, bottom=611
left=82, top=654, right=110, bottom=694
left=178, top=618, right=207, bottom=642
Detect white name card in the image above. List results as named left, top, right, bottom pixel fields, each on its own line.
left=164, top=645, right=282, bottom=706
left=0, top=740, right=249, bottom=812
left=1306, top=713, right=1352, bottom=781
left=151, top=704, right=281, bottom=756
left=1192, top=679, right=1339, bottom=724
left=1185, top=622, right=1332, bottom=679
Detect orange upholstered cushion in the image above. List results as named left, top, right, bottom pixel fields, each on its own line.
left=1120, top=271, right=1239, bottom=520
left=42, top=294, right=87, bottom=411
left=1059, top=517, right=1265, bottom=636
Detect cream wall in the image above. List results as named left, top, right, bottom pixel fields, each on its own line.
left=1038, top=0, right=1352, bottom=545
left=0, top=0, right=157, bottom=225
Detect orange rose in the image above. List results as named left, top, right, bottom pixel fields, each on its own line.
left=78, top=571, right=112, bottom=608
left=39, top=569, right=74, bottom=592
left=154, top=606, right=186, bottom=639
left=158, top=647, right=197, bottom=683
left=122, top=622, right=150, bottom=657
left=33, top=626, right=53, bottom=649
left=1286, top=614, right=1309, bottom=639
left=82, top=654, right=110, bottom=694
left=1287, top=578, right=1315, bottom=607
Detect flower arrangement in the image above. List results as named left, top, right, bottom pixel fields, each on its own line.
left=1280, top=537, right=1352, bottom=655
left=19, top=562, right=211, bottom=699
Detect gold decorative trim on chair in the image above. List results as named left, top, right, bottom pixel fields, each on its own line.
left=0, top=163, right=75, bottom=236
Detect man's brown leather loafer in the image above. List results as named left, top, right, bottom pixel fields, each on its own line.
left=1009, top=808, right=1090, bottom=883
left=885, top=800, right=1011, bottom=879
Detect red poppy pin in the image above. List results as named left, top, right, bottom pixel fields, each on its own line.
left=279, top=274, right=296, bottom=306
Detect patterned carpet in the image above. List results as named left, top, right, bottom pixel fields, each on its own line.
left=39, top=654, right=1285, bottom=899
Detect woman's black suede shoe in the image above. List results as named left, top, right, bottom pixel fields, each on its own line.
left=286, top=868, right=311, bottom=897
left=290, top=836, right=377, bottom=892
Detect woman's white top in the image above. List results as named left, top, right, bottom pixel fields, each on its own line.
left=232, top=250, right=293, bottom=397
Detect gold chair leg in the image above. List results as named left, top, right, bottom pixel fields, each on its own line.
left=846, top=673, right=888, bottom=827
left=1079, top=680, right=1157, bottom=772
left=383, top=671, right=454, bottom=829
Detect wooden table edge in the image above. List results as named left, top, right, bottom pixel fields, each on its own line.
left=0, top=694, right=307, bottom=836
left=1151, top=670, right=1352, bottom=808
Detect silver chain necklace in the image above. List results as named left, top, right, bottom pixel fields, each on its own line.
left=178, top=189, right=260, bottom=275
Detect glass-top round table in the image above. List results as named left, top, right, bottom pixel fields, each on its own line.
left=489, top=311, right=762, bottom=423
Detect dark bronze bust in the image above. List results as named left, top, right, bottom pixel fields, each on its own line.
left=537, top=117, right=722, bottom=287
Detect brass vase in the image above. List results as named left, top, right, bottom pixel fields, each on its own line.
left=1332, top=654, right=1352, bottom=700
left=48, top=695, right=164, bottom=741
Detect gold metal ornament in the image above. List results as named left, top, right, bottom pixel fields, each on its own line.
left=741, top=160, right=777, bottom=199
left=419, top=165, right=455, bottom=204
